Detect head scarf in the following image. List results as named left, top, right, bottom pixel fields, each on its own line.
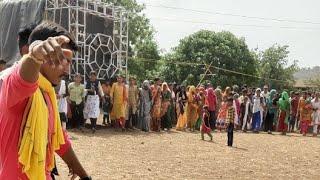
left=143, top=80, right=150, bottom=90
left=269, top=89, right=276, bottom=100
left=215, top=88, right=222, bottom=99
left=279, top=91, right=290, bottom=111
left=162, top=82, right=169, bottom=92
left=189, top=86, right=196, bottom=94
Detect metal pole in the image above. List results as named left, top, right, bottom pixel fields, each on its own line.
left=197, top=62, right=213, bottom=87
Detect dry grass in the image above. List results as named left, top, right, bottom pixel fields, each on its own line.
left=56, top=125, right=320, bottom=180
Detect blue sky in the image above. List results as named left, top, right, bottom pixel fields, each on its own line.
left=137, top=0, right=320, bottom=67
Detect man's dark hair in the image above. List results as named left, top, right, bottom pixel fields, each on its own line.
left=18, top=23, right=38, bottom=51
left=0, top=59, right=6, bottom=65
left=28, top=21, right=77, bottom=51
left=90, top=71, right=97, bottom=76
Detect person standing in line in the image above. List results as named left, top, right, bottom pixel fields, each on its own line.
left=161, top=82, right=173, bottom=131
left=151, top=78, right=162, bottom=132
left=138, top=80, right=152, bottom=132
left=226, top=97, right=235, bottom=147
left=175, top=86, right=188, bottom=131
left=265, top=89, right=277, bottom=134
left=84, top=71, right=103, bottom=133
left=68, top=73, right=85, bottom=130
left=241, top=96, right=251, bottom=132
left=186, top=86, right=199, bottom=132
left=289, top=92, right=299, bottom=132
left=278, top=91, right=290, bottom=135
left=217, top=95, right=228, bottom=132
left=311, top=92, right=320, bottom=136
left=110, top=74, right=128, bottom=132
left=297, top=92, right=307, bottom=133
left=101, top=81, right=112, bottom=126
left=252, top=88, right=264, bottom=133
left=299, top=94, right=313, bottom=136
left=215, top=87, right=223, bottom=118
left=127, top=77, right=139, bottom=129
left=206, top=87, right=217, bottom=130
left=239, top=88, right=248, bottom=127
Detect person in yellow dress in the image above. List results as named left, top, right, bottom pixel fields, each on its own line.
left=186, top=86, right=199, bottom=131
left=110, top=74, right=128, bottom=131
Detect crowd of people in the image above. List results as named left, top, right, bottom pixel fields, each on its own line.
left=56, top=72, right=320, bottom=146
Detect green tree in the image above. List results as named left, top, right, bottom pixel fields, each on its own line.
left=159, top=30, right=258, bottom=87
left=128, top=39, right=161, bottom=82
left=257, top=45, right=299, bottom=89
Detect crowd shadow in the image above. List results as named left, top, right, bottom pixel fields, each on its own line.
left=67, top=123, right=182, bottom=139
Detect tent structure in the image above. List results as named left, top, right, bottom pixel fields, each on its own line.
left=0, top=0, right=128, bottom=80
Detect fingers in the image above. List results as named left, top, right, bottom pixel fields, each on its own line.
left=62, top=49, right=73, bottom=64
left=48, top=37, right=64, bottom=66
left=42, top=40, right=56, bottom=67
left=55, top=35, right=70, bottom=46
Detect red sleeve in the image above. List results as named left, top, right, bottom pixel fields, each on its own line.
left=1, top=64, right=38, bottom=108
left=56, top=129, right=72, bottom=156
left=213, top=94, right=217, bottom=109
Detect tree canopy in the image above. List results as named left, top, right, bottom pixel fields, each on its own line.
left=159, top=30, right=257, bottom=87
left=257, top=45, right=299, bottom=89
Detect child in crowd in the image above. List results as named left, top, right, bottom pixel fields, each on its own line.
left=201, top=105, right=213, bottom=141
left=102, top=81, right=112, bottom=125
left=217, top=96, right=228, bottom=132
left=241, top=96, right=251, bottom=132
left=226, top=97, right=235, bottom=147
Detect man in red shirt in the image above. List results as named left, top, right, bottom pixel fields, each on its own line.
left=0, top=22, right=90, bottom=179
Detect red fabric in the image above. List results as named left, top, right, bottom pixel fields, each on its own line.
left=201, top=112, right=211, bottom=133
left=206, top=88, right=216, bottom=111
left=278, top=111, right=288, bottom=132
left=300, top=120, right=310, bottom=134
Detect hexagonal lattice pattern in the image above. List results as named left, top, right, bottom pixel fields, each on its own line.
left=45, top=0, right=128, bottom=81
left=85, top=33, right=120, bottom=79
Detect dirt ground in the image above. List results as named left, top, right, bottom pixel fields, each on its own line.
left=56, top=124, right=320, bottom=180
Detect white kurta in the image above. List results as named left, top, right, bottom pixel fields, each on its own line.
left=58, top=80, right=68, bottom=114
left=312, top=99, right=320, bottom=125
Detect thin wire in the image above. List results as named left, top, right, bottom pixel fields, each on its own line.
left=146, top=4, right=320, bottom=25
left=149, top=17, right=320, bottom=31
left=130, top=57, right=292, bottom=83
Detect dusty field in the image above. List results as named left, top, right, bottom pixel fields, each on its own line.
left=56, top=126, right=320, bottom=180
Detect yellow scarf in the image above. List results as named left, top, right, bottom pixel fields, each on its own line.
left=18, top=74, right=65, bottom=180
